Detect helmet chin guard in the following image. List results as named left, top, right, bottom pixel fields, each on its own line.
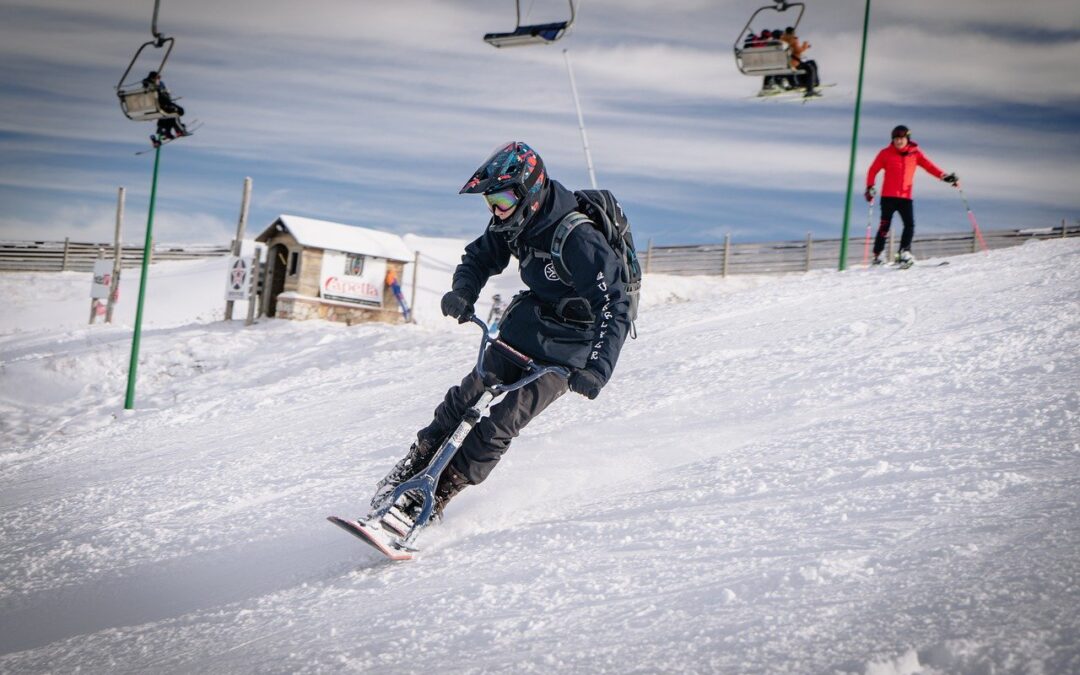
left=461, top=141, right=548, bottom=241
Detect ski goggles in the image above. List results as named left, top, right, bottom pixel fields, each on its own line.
left=483, top=188, right=520, bottom=212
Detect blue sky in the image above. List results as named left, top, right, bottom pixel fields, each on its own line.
left=1, top=0, right=1077, bottom=248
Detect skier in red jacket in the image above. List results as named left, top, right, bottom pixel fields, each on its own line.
left=865, top=125, right=959, bottom=266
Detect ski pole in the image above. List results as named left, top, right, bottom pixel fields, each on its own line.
left=862, top=197, right=874, bottom=267
left=958, top=186, right=989, bottom=255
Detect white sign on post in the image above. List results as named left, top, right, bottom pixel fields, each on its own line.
left=225, top=256, right=251, bottom=301
left=320, top=250, right=386, bottom=307
left=91, top=260, right=113, bottom=299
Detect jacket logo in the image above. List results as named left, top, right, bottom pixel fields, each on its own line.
left=544, top=262, right=559, bottom=281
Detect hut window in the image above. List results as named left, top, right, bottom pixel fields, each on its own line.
left=288, top=251, right=299, bottom=276
left=345, top=253, right=365, bottom=276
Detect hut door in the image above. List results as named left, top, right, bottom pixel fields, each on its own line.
left=265, top=244, right=289, bottom=317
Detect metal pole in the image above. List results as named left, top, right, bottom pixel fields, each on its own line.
left=225, top=176, right=253, bottom=321
left=722, top=233, right=731, bottom=278
left=125, top=144, right=163, bottom=410
left=805, top=232, right=813, bottom=272
left=862, top=197, right=874, bottom=267
left=107, top=187, right=124, bottom=324
left=839, top=0, right=872, bottom=271
left=90, top=248, right=105, bottom=324
left=245, top=251, right=259, bottom=326
left=958, top=186, right=989, bottom=254
left=409, top=250, right=420, bottom=322
left=151, top=0, right=164, bottom=41
left=563, top=49, right=598, bottom=189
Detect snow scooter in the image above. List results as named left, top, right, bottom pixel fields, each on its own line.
left=329, top=314, right=569, bottom=561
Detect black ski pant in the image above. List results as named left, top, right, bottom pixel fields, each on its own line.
left=155, top=101, right=186, bottom=137
left=874, top=196, right=915, bottom=256
left=798, top=60, right=820, bottom=91
left=418, top=346, right=568, bottom=485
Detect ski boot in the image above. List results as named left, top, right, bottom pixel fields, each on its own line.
left=897, top=250, right=915, bottom=269
left=369, top=435, right=440, bottom=511
left=380, top=464, right=470, bottom=537
left=871, top=254, right=884, bottom=266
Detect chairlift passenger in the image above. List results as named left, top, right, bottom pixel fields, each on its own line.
left=781, top=26, right=821, bottom=98
left=142, top=71, right=189, bottom=144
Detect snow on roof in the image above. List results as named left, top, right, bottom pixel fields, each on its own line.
left=256, top=214, right=413, bottom=262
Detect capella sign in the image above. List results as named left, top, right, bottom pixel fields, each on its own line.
left=322, top=275, right=381, bottom=305
left=320, top=250, right=386, bottom=307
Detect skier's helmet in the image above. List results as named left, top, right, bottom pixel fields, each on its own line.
left=460, top=141, right=548, bottom=241
left=891, top=125, right=911, bottom=139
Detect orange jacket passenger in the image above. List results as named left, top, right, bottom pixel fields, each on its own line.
left=866, top=142, right=945, bottom=200
left=780, top=33, right=809, bottom=67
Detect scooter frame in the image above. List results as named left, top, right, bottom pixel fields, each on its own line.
left=369, top=315, right=569, bottom=545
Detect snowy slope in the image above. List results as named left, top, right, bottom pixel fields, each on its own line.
left=1, top=239, right=1078, bottom=674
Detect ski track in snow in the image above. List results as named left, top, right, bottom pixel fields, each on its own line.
left=1, top=239, right=1078, bottom=673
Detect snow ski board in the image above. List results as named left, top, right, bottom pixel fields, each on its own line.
left=327, top=515, right=415, bottom=561
left=136, top=121, right=203, bottom=155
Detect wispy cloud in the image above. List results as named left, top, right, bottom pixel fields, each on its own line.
left=0, top=0, right=1076, bottom=246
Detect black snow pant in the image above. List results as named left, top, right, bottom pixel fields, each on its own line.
left=418, top=346, right=569, bottom=486
left=874, top=196, right=915, bottom=256
left=155, top=101, right=186, bottom=137
left=798, top=59, right=819, bottom=91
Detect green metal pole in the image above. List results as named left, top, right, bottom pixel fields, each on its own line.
left=124, top=143, right=162, bottom=409
left=839, top=0, right=872, bottom=271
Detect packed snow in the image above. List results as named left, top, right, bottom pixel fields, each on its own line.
left=1, top=237, right=1078, bottom=674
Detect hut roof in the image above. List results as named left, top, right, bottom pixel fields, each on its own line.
left=256, top=215, right=413, bottom=262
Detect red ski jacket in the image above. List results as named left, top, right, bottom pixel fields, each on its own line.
left=866, top=142, right=945, bottom=199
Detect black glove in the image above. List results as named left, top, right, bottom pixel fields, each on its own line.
left=942, top=172, right=959, bottom=186
left=568, top=369, right=604, bottom=400
left=864, top=186, right=876, bottom=202
left=440, top=290, right=474, bottom=324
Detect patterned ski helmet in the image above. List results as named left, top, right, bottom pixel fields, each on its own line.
left=460, top=141, right=548, bottom=240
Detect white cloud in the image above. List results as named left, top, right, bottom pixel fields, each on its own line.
left=0, top=0, right=1077, bottom=246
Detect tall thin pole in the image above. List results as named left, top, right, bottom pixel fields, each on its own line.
left=225, top=176, right=253, bottom=321
left=563, top=48, right=598, bottom=189
left=839, top=0, right=872, bottom=271
left=106, top=187, right=125, bottom=323
left=125, top=144, right=163, bottom=409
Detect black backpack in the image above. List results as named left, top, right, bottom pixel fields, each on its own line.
left=546, top=189, right=642, bottom=336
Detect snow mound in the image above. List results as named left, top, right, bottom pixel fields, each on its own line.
left=1, top=237, right=1078, bottom=672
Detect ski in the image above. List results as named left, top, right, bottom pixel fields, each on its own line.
left=898, top=260, right=950, bottom=270
left=750, top=83, right=835, bottom=101
left=327, top=515, right=416, bottom=561
left=873, top=260, right=950, bottom=270
left=135, top=121, right=202, bottom=155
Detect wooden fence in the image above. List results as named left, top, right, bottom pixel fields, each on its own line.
left=0, top=238, right=230, bottom=273
left=643, top=222, right=1079, bottom=277
left=3, top=221, right=1077, bottom=277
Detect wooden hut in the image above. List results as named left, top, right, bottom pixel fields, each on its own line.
left=255, top=215, right=413, bottom=325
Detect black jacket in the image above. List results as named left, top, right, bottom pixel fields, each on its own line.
left=452, top=180, right=631, bottom=387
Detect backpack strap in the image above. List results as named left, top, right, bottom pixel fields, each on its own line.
left=548, top=211, right=592, bottom=286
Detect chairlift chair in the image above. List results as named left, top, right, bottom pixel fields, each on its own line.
left=733, top=1, right=806, bottom=77
left=115, top=0, right=179, bottom=122
left=484, top=0, right=576, bottom=48
left=116, top=37, right=177, bottom=121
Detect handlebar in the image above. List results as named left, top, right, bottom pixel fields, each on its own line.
left=467, top=315, right=570, bottom=392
